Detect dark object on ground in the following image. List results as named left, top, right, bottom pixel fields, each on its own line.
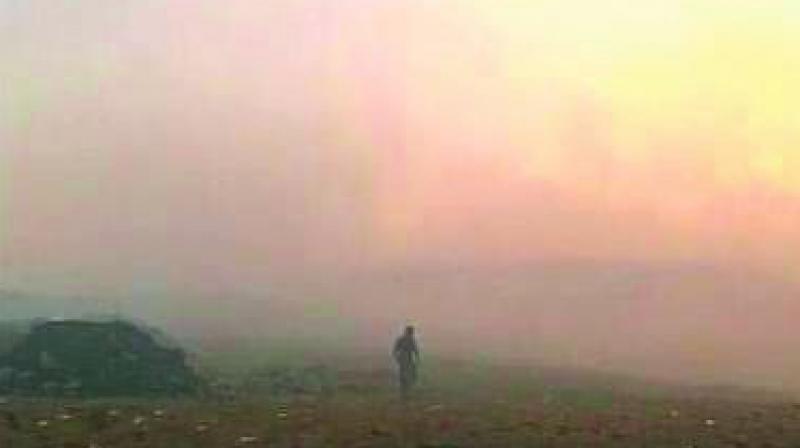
left=0, top=319, right=201, bottom=397
left=2, top=410, right=20, bottom=431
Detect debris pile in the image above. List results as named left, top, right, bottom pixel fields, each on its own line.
left=0, top=319, right=201, bottom=397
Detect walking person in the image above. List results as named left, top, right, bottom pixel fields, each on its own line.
left=393, top=325, right=420, bottom=398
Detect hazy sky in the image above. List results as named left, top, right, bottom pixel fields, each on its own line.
left=4, top=1, right=800, bottom=386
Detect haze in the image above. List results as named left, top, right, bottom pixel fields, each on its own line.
left=3, top=1, right=800, bottom=391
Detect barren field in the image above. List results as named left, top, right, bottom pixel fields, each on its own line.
left=2, top=358, right=799, bottom=447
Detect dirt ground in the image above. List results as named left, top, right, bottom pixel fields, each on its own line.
left=3, top=374, right=800, bottom=448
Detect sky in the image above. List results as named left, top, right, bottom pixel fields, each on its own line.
left=4, top=1, right=800, bottom=387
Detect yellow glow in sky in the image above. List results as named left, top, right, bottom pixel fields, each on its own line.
left=346, top=0, right=800, bottom=263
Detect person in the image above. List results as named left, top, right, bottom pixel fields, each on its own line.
left=392, top=325, right=420, bottom=398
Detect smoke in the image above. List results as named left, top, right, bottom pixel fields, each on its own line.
left=4, top=0, right=800, bottom=391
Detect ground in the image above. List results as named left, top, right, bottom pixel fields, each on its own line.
left=2, top=357, right=800, bottom=447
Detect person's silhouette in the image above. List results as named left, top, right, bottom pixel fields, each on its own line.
left=392, top=325, right=420, bottom=398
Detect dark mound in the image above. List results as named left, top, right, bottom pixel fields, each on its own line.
left=0, top=319, right=201, bottom=397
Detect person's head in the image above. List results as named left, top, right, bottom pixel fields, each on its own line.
left=404, top=325, right=415, bottom=336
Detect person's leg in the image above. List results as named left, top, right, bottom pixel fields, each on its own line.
left=399, top=362, right=411, bottom=398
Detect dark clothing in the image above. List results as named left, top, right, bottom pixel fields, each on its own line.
left=393, top=334, right=419, bottom=396
left=393, top=335, right=419, bottom=364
